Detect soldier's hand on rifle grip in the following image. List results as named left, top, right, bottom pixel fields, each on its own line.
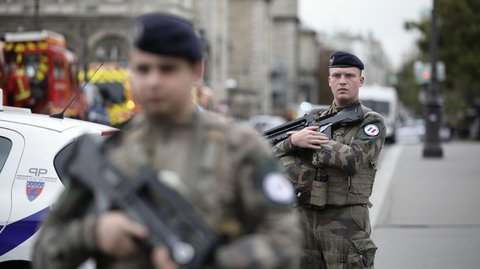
left=96, top=211, right=148, bottom=259
left=151, top=245, right=180, bottom=269
left=287, top=126, right=329, bottom=150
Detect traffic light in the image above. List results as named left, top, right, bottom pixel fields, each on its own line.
left=387, top=74, right=398, bottom=85
left=422, top=71, right=430, bottom=79
left=413, top=61, right=446, bottom=84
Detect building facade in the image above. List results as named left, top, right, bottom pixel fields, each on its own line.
left=0, top=0, right=320, bottom=120
left=270, top=0, right=298, bottom=116
left=0, top=0, right=194, bottom=63
left=227, top=0, right=273, bottom=119
left=192, top=0, right=229, bottom=100
left=297, top=24, right=319, bottom=106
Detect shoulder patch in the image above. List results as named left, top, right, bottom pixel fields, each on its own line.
left=364, top=124, right=380, bottom=136
left=262, top=172, right=295, bottom=204
left=356, top=116, right=386, bottom=143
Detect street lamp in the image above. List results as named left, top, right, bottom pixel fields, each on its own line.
left=423, top=0, right=443, bottom=157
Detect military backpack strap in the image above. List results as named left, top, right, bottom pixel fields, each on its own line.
left=199, top=127, right=225, bottom=180
left=195, top=116, right=246, bottom=238
left=189, top=113, right=227, bottom=185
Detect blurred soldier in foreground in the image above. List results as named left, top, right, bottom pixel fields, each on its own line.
left=33, top=13, right=299, bottom=269
left=272, top=52, right=386, bottom=269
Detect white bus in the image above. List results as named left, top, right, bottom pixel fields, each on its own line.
left=359, top=85, right=398, bottom=143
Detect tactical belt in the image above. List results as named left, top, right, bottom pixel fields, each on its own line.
left=303, top=203, right=368, bottom=210
left=302, top=204, right=339, bottom=210
left=324, top=253, right=348, bottom=263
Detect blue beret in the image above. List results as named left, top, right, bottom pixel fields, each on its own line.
left=132, top=13, right=203, bottom=62
left=329, top=51, right=364, bottom=70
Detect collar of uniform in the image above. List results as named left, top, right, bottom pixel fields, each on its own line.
left=143, top=110, right=199, bottom=128
left=331, top=99, right=361, bottom=113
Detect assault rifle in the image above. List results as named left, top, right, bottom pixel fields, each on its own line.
left=66, top=135, right=220, bottom=269
left=262, top=103, right=364, bottom=145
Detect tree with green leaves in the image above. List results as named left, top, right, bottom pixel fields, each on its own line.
left=404, top=0, right=480, bottom=137
left=395, top=59, right=423, bottom=117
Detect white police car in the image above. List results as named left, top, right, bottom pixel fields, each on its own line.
left=0, top=93, right=117, bottom=268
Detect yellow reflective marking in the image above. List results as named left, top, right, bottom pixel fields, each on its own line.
left=39, top=62, right=49, bottom=72
left=38, top=42, right=48, bottom=50
left=108, top=103, right=131, bottom=125
left=35, top=72, right=45, bottom=81
left=26, top=42, right=36, bottom=51
left=14, top=77, right=31, bottom=101
left=14, top=43, right=25, bottom=53
left=39, top=54, right=49, bottom=62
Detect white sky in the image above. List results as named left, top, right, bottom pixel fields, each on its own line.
left=298, top=0, right=433, bottom=71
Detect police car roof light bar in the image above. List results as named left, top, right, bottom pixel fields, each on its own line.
left=50, top=63, right=104, bottom=119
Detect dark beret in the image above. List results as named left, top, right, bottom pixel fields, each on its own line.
left=132, top=13, right=203, bottom=62
left=329, top=51, right=364, bottom=70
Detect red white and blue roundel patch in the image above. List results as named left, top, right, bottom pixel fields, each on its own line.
left=26, top=181, right=45, bottom=202
left=364, top=124, right=380, bottom=136
left=262, top=172, right=295, bottom=204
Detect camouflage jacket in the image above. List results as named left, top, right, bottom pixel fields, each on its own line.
left=272, top=100, right=386, bottom=207
left=33, top=111, right=300, bottom=269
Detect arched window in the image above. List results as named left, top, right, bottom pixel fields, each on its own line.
left=94, top=37, right=128, bottom=63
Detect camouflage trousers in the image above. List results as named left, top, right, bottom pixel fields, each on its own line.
left=297, top=204, right=377, bottom=269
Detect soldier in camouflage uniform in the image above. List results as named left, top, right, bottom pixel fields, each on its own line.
left=33, top=13, right=300, bottom=269
left=272, top=52, right=386, bottom=269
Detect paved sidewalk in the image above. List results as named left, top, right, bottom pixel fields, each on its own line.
left=371, top=141, right=480, bottom=268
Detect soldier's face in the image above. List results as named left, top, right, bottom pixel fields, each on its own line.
left=328, top=67, right=364, bottom=107
left=130, top=48, right=202, bottom=118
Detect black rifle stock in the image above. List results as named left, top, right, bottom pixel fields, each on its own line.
left=66, top=134, right=220, bottom=269
left=262, top=103, right=364, bottom=145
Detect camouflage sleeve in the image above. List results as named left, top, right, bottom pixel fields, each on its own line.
left=315, top=112, right=386, bottom=173
left=214, top=126, right=300, bottom=269
left=32, top=179, right=97, bottom=269
left=271, top=136, right=298, bottom=157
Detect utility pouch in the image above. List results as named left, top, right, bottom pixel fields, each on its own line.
left=308, top=174, right=328, bottom=207
left=280, top=155, right=316, bottom=206
left=350, top=238, right=377, bottom=268
left=349, top=167, right=376, bottom=199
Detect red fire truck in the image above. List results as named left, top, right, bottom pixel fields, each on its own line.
left=1, top=30, right=88, bottom=117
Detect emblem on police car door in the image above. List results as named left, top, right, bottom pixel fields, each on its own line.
left=26, top=181, right=45, bottom=201
left=364, top=124, right=380, bottom=136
